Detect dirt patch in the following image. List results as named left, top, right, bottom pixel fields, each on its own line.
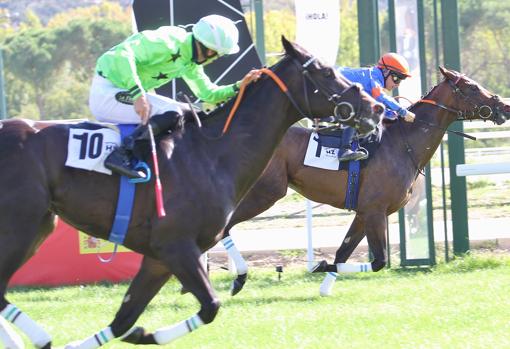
left=206, top=238, right=510, bottom=271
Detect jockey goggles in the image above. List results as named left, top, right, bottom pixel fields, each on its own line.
left=390, top=71, right=407, bottom=84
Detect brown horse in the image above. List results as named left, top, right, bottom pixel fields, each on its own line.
left=221, top=66, right=510, bottom=296
left=0, top=37, right=383, bottom=349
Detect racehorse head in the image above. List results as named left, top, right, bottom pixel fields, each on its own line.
left=280, top=36, right=384, bottom=135
left=438, top=66, right=510, bottom=125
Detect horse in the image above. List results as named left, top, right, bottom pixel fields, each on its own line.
left=220, top=66, right=510, bottom=296
left=0, top=37, right=384, bottom=349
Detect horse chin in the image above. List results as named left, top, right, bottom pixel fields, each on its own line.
left=358, top=120, right=377, bottom=136
left=494, top=114, right=507, bottom=125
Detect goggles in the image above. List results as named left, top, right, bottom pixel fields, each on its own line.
left=390, top=71, right=407, bottom=84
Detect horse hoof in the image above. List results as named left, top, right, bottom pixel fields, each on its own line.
left=311, top=260, right=328, bottom=273
left=121, top=326, right=152, bottom=345
left=230, top=273, right=247, bottom=296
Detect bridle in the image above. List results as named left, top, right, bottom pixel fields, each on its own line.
left=418, top=75, right=501, bottom=122
left=400, top=73, right=505, bottom=176
left=291, top=56, right=360, bottom=124
left=218, top=53, right=367, bottom=136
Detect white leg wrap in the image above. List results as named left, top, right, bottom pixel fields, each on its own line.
left=1, top=304, right=51, bottom=348
left=222, top=236, right=248, bottom=275
left=0, top=316, right=24, bottom=349
left=153, top=314, right=203, bottom=345
left=319, top=272, right=338, bottom=297
left=336, top=262, right=372, bottom=273
left=64, top=327, right=114, bottom=349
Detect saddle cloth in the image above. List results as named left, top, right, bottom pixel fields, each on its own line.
left=303, top=131, right=342, bottom=170
left=65, top=122, right=121, bottom=175
left=303, top=129, right=379, bottom=171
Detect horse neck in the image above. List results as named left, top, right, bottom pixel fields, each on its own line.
left=387, top=88, right=459, bottom=171
left=209, top=75, right=299, bottom=200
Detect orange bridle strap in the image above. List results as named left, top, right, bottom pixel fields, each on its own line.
left=419, top=99, right=440, bottom=107
left=222, top=68, right=289, bottom=135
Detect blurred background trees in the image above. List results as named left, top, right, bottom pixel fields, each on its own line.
left=1, top=0, right=509, bottom=120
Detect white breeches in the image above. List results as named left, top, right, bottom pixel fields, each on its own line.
left=89, top=74, right=182, bottom=124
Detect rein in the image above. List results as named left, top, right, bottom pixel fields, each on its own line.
left=394, top=95, right=476, bottom=140
left=395, top=74, right=499, bottom=176
left=222, top=68, right=290, bottom=135
left=221, top=57, right=354, bottom=135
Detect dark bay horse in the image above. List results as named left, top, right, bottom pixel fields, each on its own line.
left=221, top=66, right=510, bottom=296
left=0, top=37, right=383, bottom=349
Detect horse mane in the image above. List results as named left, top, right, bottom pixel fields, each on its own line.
left=200, top=54, right=291, bottom=128
left=408, top=77, right=445, bottom=113
left=0, top=119, right=38, bottom=158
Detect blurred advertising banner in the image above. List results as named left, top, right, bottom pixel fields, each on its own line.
left=10, top=220, right=142, bottom=286
left=295, top=0, right=340, bottom=65
left=395, top=0, right=421, bottom=101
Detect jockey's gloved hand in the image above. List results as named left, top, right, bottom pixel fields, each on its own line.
left=404, top=110, right=416, bottom=123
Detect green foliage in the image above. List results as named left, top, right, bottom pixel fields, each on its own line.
left=2, top=14, right=129, bottom=119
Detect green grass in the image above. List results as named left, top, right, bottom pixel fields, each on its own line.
left=6, top=254, right=510, bottom=348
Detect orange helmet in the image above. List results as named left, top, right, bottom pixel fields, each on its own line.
left=378, top=53, right=411, bottom=77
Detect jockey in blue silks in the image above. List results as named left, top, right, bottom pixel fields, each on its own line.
left=336, top=52, right=416, bottom=162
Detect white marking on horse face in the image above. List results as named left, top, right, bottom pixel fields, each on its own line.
left=123, top=294, right=131, bottom=303
left=344, top=237, right=351, bottom=244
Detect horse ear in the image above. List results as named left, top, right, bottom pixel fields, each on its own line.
left=439, top=66, right=453, bottom=79
left=281, top=35, right=297, bottom=57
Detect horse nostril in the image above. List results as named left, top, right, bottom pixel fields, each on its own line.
left=373, top=104, right=384, bottom=115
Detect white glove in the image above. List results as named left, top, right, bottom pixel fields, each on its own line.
left=404, top=110, right=416, bottom=122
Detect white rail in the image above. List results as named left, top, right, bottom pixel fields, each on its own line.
left=456, top=162, right=510, bottom=176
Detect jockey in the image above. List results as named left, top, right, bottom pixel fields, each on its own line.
left=336, top=52, right=416, bottom=162
left=89, top=14, right=261, bottom=179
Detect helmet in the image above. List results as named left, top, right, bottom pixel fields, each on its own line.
left=378, top=52, right=411, bottom=77
left=192, top=15, right=240, bottom=56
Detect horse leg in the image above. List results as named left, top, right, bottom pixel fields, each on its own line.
left=0, top=211, right=55, bottom=349
left=362, top=212, right=388, bottom=272
left=221, top=229, right=248, bottom=296
left=331, top=212, right=387, bottom=272
left=316, top=214, right=367, bottom=296
left=222, top=155, right=289, bottom=296
left=136, top=239, right=220, bottom=346
left=63, top=256, right=171, bottom=348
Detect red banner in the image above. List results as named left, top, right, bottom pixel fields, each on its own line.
left=9, top=220, right=142, bottom=286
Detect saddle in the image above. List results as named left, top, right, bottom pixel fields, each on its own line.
left=316, top=127, right=382, bottom=170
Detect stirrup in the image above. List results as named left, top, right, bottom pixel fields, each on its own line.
left=338, top=149, right=367, bottom=162
left=104, top=151, right=146, bottom=180
left=129, top=162, right=151, bottom=183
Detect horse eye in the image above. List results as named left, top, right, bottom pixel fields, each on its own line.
left=470, top=85, right=479, bottom=91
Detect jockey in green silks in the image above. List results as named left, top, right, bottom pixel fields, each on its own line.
left=89, top=14, right=261, bottom=179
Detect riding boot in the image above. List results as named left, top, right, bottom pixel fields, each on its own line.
left=104, top=111, right=183, bottom=179
left=337, top=126, right=368, bottom=162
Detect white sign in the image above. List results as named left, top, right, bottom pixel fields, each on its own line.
left=395, top=0, right=422, bottom=101
left=66, top=128, right=120, bottom=175
left=295, top=0, right=340, bottom=65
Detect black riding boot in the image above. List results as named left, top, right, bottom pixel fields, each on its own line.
left=104, top=111, right=183, bottom=179
left=337, top=126, right=368, bottom=162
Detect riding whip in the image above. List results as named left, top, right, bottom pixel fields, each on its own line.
left=148, top=124, right=166, bottom=218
